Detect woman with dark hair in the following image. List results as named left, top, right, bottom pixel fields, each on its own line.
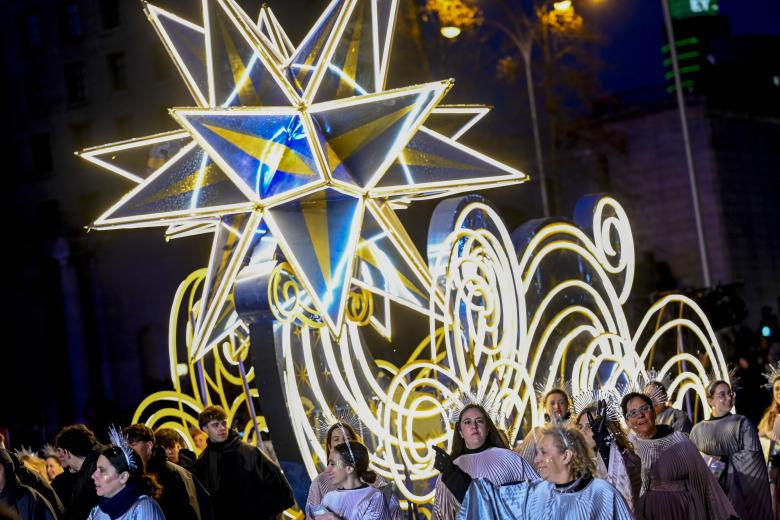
left=622, top=391, right=736, bottom=519
left=759, top=365, right=780, bottom=519
left=643, top=381, right=691, bottom=434
left=431, top=404, right=538, bottom=519
left=575, top=401, right=641, bottom=511
left=310, top=441, right=390, bottom=520
left=87, top=437, right=164, bottom=519
left=690, top=379, right=772, bottom=520
left=0, top=449, right=57, bottom=520
left=517, top=388, right=571, bottom=465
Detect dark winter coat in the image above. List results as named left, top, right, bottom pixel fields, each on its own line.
left=56, top=448, right=100, bottom=520
left=0, top=449, right=57, bottom=520
left=7, top=451, right=64, bottom=516
left=146, top=447, right=213, bottom=520
left=193, top=431, right=294, bottom=519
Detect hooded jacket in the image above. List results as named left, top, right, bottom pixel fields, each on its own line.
left=193, top=431, right=294, bottom=518
left=7, top=451, right=64, bottom=516
left=0, top=449, right=57, bottom=520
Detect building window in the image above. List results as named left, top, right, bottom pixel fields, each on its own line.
left=31, top=132, right=54, bottom=177
left=59, top=2, right=83, bottom=45
left=26, top=72, right=50, bottom=118
left=64, top=61, right=87, bottom=104
left=17, top=9, right=42, bottom=52
left=116, top=115, right=133, bottom=140
left=107, top=52, right=127, bottom=91
left=100, top=0, right=120, bottom=30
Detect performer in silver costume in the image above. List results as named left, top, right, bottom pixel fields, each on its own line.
left=431, top=404, right=539, bottom=520
left=312, top=441, right=391, bottom=520
left=690, top=379, right=772, bottom=520
left=758, top=363, right=780, bottom=520
left=517, top=387, right=572, bottom=466
left=622, top=392, right=737, bottom=520
left=306, top=423, right=400, bottom=519
left=458, top=424, right=633, bottom=519
left=643, top=381, right=692, bottom=434
left=575, top=401, right=641, bottom=511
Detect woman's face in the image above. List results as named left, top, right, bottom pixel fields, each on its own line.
left=534, top=434, right=572, bottom=484
left=45, top=456, right=63, bottom=481
left=325, top=449, right=352, bottom=488
left=546, top=393, right=569, bottom=421
left=459, top=408, right=488, bottom=450
left=330, top=429, right=352, bottom=449
left=576, top=414, right=596, bottom=449
left=91, top=455, right=127, bottom=498
left=773, top=380, right=780, bottom=407
left=625, top=397, right=656, bottom=438
left=708, top=383, right=734, bottom=417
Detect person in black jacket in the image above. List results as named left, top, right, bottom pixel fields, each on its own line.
left=193, top=406, right=295, bottom=519
left=5, top=453, right=63, bottom=518
left=52, top=425, right=100, bottom=520
left=0, top=449, right=57, bottom=520
left=124, top=424, right=212, bottom=520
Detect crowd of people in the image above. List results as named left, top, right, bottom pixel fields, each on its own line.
left=3, top=365, right=780, bottom=519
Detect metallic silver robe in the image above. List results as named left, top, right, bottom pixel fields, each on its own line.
left=320, top=486, right=391, bottom=520
left=86, top=495, right=165, bottom=520
left=433, top=447, right=540, bottom=520
left=457, top=477, right=634, bottom=519
left=690, top=413, right=773, bottom=520
left=306, top=472, right=402, bottom=519
left=631, top=430, right=737, bottom=520
left=655, top=407, right=692, bottom=434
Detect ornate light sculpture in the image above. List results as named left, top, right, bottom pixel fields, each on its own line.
left=80, top=0, right=730, bottom=511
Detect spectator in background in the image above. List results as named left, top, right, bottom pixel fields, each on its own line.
left=5, top=453, right=62, bottom=518
left=54, top=424, right=101, bottom=520
left=0, top=448, right=57, bottom=520
left=194, top=405, right=294, bottom=519
left=40, top=448, right=63, bottom=483
left=154, top=429, right=195, bottom=469
left=189, top=428, right=207, bottom=454
left=124, top=424, right=212, bottom=520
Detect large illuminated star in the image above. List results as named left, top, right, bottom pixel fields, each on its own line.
left=79, top=0, right=528, bottom=360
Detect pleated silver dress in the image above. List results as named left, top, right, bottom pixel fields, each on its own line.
left=432, top=447, right=540, bottom=520
left=319, top=485, right=391, bottom=520
left=631, top=429, right=737, bottom=520
left=86, top=496, right=165, bottom=520
left=690, top=413, right=773, bottom=520
left=457, top=476, right=634, bottom=519
left=306, top=472, right=402, bottom=519
left=655, top=407, right=692, bottom=434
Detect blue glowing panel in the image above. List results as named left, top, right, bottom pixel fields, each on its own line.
left=193, top=212, right=262, bottom=358
left=375, top=127, right=524, bottom=192
left=287, top=0, right=345, bottom=95
left=100, top=144, right=249, bottom=223
left=207, top=0, right=289, bottom=107
left=147, top=4, right=209, bottom=105
left=265, top=189, right=363, bottom=328
left=355, top=209, right=428, bottom=310
left=312, top=0, right=375, bottom=102
left=180, top=112, right=322, bottom=201
left=311, top=85, right=443, bottom=189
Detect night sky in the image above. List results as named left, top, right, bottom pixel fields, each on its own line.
left=581, top=0, right=780, bottom=92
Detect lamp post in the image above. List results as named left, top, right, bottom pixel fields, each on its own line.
left=440, top=14, right=551, bottom=217
left=660, top=0, right=711, bottom=287
left=438, top=0, right=587, bottom=218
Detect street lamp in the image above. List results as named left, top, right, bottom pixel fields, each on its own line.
left=435, top=3, right=553, bottom=217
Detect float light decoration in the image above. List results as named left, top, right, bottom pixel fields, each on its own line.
left=80, top=0, right=730, bottom=509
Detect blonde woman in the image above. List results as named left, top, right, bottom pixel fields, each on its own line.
left=459, top=425, right=632, bottom=518
left=759, top=365, right=780, bottom=519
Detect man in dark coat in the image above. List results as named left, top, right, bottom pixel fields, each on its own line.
left=52, top=424, right=100, bottom=520
left=124, top=424, right=212, bottom=520
left=0, top=449, right=56, bottom=520
left=5, top=453, right=63, bottom=517
left=194, top=406, right=295, bottom=519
